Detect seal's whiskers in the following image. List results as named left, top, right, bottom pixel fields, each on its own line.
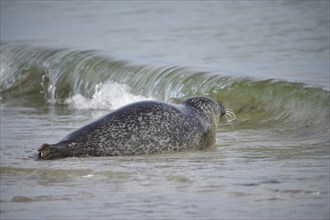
left=225, top=108, right=237, bottom=120
left=224, top=108, right=237, bottom=129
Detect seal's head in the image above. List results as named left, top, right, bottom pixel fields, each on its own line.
left=183, top=96, right=226, bottom=122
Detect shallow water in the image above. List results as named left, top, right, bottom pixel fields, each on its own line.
left=1, top=101, right=329, bottom=219
left=1, top=1, right=329, bottom=219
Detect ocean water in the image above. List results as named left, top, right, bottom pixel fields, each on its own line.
left=1, top=1, right=329, bottom=219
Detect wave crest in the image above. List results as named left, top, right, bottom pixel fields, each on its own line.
left=1, top=43, right=329, bottom=134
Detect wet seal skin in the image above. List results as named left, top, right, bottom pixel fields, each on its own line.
left=38, top=96, right=226, bottom=160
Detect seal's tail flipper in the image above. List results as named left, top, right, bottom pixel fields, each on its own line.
left=38, top=143, right=52, bottom=159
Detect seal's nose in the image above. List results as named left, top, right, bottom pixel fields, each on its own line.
left=218, top=104, right=226, bottom=118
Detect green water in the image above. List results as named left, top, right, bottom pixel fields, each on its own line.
left=1, top=1, right=329, bottom=219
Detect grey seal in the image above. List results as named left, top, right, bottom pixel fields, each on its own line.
left=38, top=96, right=226, bottom=159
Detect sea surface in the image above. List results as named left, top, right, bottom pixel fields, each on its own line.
left=1, top=1, right=329, bottom=219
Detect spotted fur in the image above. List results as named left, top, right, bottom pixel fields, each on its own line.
left=38, top=96, right=226, bottom=159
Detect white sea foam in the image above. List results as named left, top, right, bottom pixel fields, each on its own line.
left=65, top=80, right=151, bottom=111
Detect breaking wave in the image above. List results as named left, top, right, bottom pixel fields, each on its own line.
left=1, top=42, right=329, bottom=137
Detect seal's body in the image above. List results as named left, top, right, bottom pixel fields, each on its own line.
left=38, top=96, right=226, bottom=159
